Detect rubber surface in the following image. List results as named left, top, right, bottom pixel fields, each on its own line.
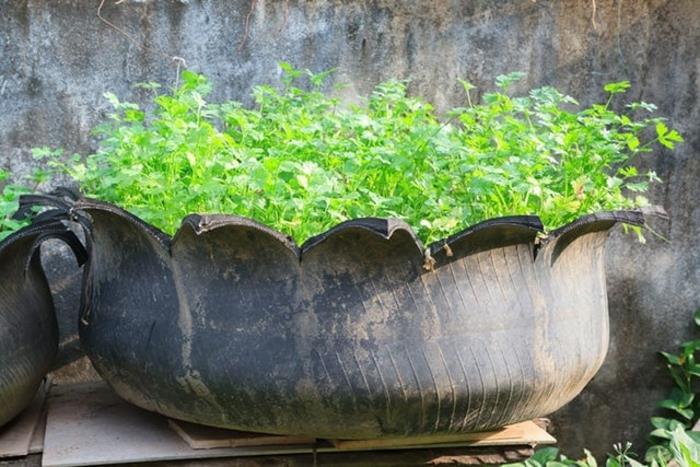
left=66, top=197, right=642, bottom=439
left=0, top=218, right=85, bottom=427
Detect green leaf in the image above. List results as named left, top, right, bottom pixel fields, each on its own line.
left=646, top=445, right=672, bottom=465
left=661, top=351, right=682, bottom=365
left=669, top=426, right=700, bottom=467
left=31, top=146, right=62, bottom=160
left=583, top=449, right=598, bottom=467
left=458, top=79, right=476, bottom=92
left=103, top=91, right=120, bottom=107
left=627, top=101, right=657, bottom=112
left=626, top=135, right=640, bottom=150
left=651, top=417, right=680, bottom=430
left=604, top=81, right=631, bottom=94
left=656, top=121, right=669, bottom=137
left=668, top=366, right=691, bottom=393
left=495, top=71, right=526, bottom=90
left=664, top=388, right=694, bottom=409
left=651, top=428, right=673, bottom=440
left=531, top=447, right=560, bottom=464
left=682, top=340, right=700, bottom=352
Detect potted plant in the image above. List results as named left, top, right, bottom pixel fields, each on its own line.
left=27, top=67, right=681, bottom=438
left=0, top=177, right=85, bottom=427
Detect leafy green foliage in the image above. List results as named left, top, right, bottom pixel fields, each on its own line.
left=508, top=433, right=699, bottom=467
left=49, top=66, right=679, bottom=243
left=504, top=443, right=647, bottom=467
left=505, top=446, right=599, bottom=467
left=645, top=309, right=700, bottom=464
left=0, top=149, right=59, bottom=240
left=0, top=169, right=30, bottom=241
left=670, top=427, right=700, bottom=467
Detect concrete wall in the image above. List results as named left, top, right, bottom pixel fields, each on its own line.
left=2, top=0, right=699, bottom=456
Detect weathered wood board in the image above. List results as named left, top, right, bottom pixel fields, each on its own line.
left=42, top=381, right=555, bottom=466
left=27, top=409, right=46, bottom=455
left=42, top=382, right=315, bottom=467
left=169, top=416, right=554, bottom=452
left=168, top=419, right=314, bottom=449
left=331, top=420, right=555, bottom=450
left=0, top=381, right=48, bottom=459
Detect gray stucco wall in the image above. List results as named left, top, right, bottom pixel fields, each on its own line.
left=2, top=0, right=699, bottom=457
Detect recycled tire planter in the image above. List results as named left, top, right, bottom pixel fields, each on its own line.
left=0, top=215, right=85, bottom=427
left=36, top=195, right=643, bottom=439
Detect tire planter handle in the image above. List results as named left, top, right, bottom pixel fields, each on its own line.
left=0, top=212, right=86, bottom=427
left=42, top=191, right=647, bottom=439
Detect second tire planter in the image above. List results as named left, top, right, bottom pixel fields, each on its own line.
left=49, top=196, right=642, bottom=439
left=0, top=216, right=85, bottom=427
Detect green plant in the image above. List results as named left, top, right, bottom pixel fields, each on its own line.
left=0, top=156, right=55, bottom=240
left=512, top=436, right=700, bottom=467
left=643, top=309, right=700, bottom=464
left=669, top=426, right=700, bottom=467
left=505, top=443, right=646, bottom=467
left=0, top=169, right=26, bottom=240
left=46, top=64, right=680, bottom=244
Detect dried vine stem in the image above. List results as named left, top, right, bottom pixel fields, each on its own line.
left=96, top=0, right=188, bottom=85
left=97, top=0, right=141, bottom=49
left=238, top=0, right=258, bottom=52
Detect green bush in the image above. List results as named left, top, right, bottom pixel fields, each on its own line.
left=30, top=65, right=684, bottom=243
left=0, top=166, right=52, bottom=241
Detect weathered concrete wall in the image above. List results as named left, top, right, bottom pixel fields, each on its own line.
left=1, top=0, right=698, bottom=456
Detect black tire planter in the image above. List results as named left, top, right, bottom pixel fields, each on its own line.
left=0, top=215, right=85, bottom=427
left=32, top=195, right=643, bottom=439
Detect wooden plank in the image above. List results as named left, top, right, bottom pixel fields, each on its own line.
left=41, top=381, right=555, bottom=466
left=42, top=382, right=316, bottom=467
left=112, top=446, right=536, bottom=466
left=168, top=419, right=314, bottom=450
left=169, top=417, right=553, bottom=452
left=331, top=420, right=556, bottom=451
left=0, top=380, right=48, bottom=459
left=27, top=408, right=46, bottom=455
